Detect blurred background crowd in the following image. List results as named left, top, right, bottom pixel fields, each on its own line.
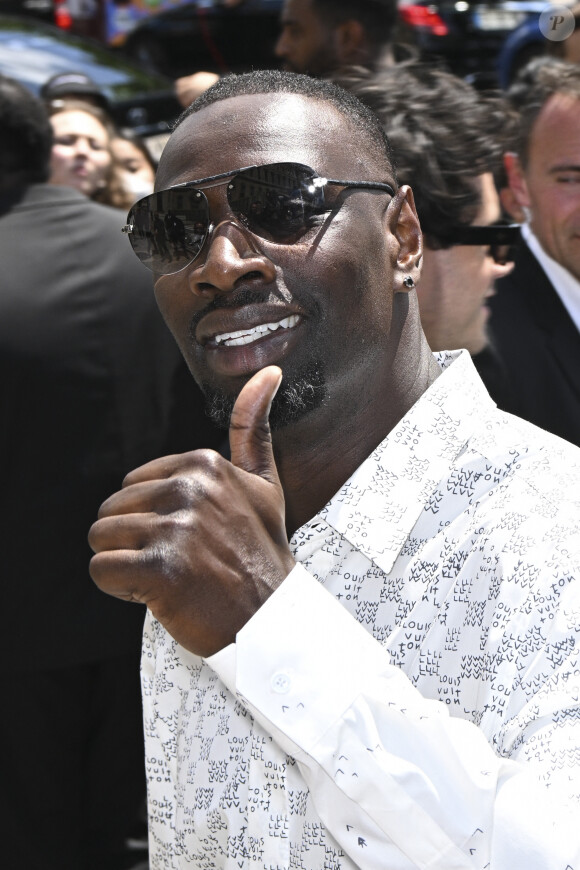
left=1, top=0, right=580, bottom=868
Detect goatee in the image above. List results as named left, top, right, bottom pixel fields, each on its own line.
left=203, top=360, right=326, bottom=430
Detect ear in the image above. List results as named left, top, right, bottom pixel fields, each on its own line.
left=388, top=185, right=423, bottom=294
left=503, top=152, right=530, bottom=210
left=335, top=19, right=366, bottom=65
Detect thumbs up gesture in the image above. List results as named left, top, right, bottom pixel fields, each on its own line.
left=89, top=366, right=296, bottom=657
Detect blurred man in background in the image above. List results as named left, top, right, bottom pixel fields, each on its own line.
left=336, top=63, right=515, bottom=401
left=175, top=0, right=402, bottom=108
left=490, top=60, right=580, bottom=446
left=276, top=0, right=399, bottom=76
left=0, top=73, right=184, bottom=870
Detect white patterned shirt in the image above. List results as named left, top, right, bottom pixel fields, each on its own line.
left=142, top=350, right=580, bottom=870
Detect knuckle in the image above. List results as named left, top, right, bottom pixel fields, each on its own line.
left=168, top=450, right=227, bottom=501
left=88, top=551, right=109, bottom=587
left=182, top=447, right=224, bottom=471
left=96, top=498, right=115, bottom=520
left=168, top=473, right=206, bottom=505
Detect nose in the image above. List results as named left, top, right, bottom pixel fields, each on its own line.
left=274, top=30, right=288, bottom=60
left=74, top=137, right=91, bottom=158
left=188, top=220, right=277, bottom=298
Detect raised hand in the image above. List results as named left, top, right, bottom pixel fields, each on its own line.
left=88, top=366, right=296, bottom=657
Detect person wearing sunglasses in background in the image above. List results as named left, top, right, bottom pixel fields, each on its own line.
left=489, top=59, right=580, bottom=448
left=90, top=69, right=580, bottom=870
left=334, top=63, right=517, bottom=407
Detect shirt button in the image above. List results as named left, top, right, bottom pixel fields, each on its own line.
left=271, top=672, right=291, bottom=694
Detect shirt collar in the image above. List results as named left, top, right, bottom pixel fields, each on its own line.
left=292, top=350, right=494, bottom=575
left=521, top=222, right=580, bottom=333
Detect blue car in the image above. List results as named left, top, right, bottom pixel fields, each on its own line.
left=0, top=13, right=181, bottom=151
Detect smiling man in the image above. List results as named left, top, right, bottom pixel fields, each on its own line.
left=90, top=71, right=580, bottom=869
left=490, top=60, right=580, bottom=446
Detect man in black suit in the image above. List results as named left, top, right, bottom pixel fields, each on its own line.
left=489, top=60, right=580, bottom=446
left=0, top=75, right=195, bottom=869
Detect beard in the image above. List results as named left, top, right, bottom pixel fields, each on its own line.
left=201, top=358, right=326, bottom=431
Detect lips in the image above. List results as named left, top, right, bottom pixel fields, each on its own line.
left=213, top=314, right=300, bottom=347
left=196, top=306, right=305, bottom=377
left=197, top=304, right=304, bottom=348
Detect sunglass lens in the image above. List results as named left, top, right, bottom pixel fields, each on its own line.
left=126, top=190, right=209, bottom=275
left=227, top=163, right=325, bottom=241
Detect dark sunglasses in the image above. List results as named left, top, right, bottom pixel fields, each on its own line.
left=441, top=223, right=521, bottom=265
left=122, top=161, right=395, bottom=275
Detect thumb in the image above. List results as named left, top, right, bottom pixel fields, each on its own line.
left=229, top=365, right=283, bottom=484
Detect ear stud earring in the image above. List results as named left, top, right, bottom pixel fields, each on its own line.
left=403, top=276, right=415, bottom=288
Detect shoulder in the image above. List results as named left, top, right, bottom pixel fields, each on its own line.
left=493, top=242, right=553, bottom=304
left=469, top=406, right=580, bottom=511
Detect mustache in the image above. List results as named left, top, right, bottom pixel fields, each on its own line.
left=188, top=285, right=312, bottom=340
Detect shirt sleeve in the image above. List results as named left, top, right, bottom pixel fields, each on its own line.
left=207, top=564, right=580, bottom=870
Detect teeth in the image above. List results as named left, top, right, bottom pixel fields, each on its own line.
left=214, top=314, right=299, bottom=347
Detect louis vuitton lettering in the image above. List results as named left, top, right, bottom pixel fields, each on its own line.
left=143, top=351, right=580, bottom=870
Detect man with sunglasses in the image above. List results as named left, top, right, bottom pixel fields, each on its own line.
left=489, top=60, right=580, bottom=447
left=335, top=64, right=516, bottom=368
left=90, top=70, right=580, bottom=869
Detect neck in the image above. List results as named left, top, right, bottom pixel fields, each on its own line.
left=274, top=328, right=439, bottom=538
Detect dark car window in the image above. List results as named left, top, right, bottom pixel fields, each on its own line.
left=123, top=1, right=282, bottom=78
left=0, top=14, right=172, bottom=100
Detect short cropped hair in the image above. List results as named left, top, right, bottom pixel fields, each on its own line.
left=175, top=69, right=395, bottom=177
left=313, top=0, right=398, bottom=51
left=506, top=59, right=580, bottom=167
left=336, top=63, right=505, bottom=247
left=0, top=75, right=53, bottom=187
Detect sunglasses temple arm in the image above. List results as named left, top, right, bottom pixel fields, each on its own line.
left=326, top=179, right=396, bottom=196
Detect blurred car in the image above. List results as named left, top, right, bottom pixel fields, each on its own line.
left=0, top=0, right=54, bottom=22
left=122, top=0, right=282, bottom=79
left=496, top=3, right=580, bottom=88
left=121, top=0, right=552, bottom=88
left=0, top=13, right=181, bottom=154
left=495, top=13, right=546, bottom=87
left=398, top=0, right=547, bottom=87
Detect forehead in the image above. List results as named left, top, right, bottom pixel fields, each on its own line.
left=529, top=93, right=580, bottom=161
left=282, top=0, right=321, bottom=25
left=50, top=110, right=107, bottom=138
left=113, top=138, right=143, bottom=159
left=156, top=92, right=381, bottom=188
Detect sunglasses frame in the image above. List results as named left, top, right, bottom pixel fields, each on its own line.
left=122, top=162, right=396, bottom=275
left=440, top=223, right=521, bottom=265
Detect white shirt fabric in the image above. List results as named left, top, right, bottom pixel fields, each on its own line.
left=522, top=221, right=580, bottom=333
left=142, top=350, right=580, bottom=870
